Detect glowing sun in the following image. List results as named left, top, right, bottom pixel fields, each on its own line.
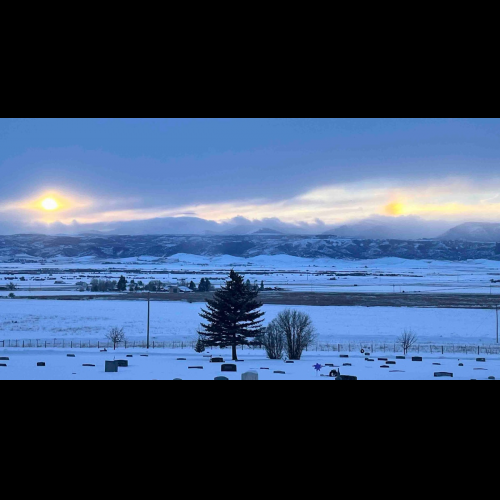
left=385, top=202, right=405, bottom=216
left=41, top=198, right=59, bottom=211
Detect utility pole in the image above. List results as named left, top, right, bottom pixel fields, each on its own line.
left=496, top=305, right=499, bottom=344
left=147, top=292, right=151, bottom=349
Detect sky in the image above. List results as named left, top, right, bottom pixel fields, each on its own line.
left=1, top=118, right=500, bottom=236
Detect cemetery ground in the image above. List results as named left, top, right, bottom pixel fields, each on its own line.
left=0, top=348, right=498, bottom=380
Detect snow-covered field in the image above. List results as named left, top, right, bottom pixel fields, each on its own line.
left=1, top=299, right=499, bottom=345
left=0, top=348, right=497, bottom=380
left=4, top=255, right=500, bottom=295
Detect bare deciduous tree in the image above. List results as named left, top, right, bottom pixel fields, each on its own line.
left=273, top=309, right=317, bottom=360
left=106, top=327, right=126, bottom=350
left=398, top=329, right=418, bottom=355
left=261, top=321, right=286, bottom=360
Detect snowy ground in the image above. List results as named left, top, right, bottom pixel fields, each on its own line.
left=0, top=348, right=497, bottom=380
left=4, top=255, right=500, bottom=295
left=1, top=299, right=499, bottom=345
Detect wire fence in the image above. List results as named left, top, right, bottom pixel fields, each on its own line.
left=2, top=339, right=500, bottom=355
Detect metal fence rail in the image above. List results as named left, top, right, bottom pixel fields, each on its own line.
left=1, top=339, right=500, bottom=355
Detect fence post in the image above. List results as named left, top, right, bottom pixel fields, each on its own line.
left=442, top=346, right=444, bottom=355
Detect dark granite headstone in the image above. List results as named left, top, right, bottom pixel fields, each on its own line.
left=211, top=357, right=224, bottom=363
left=274, top=371, right=286, bottom=374
left=82, top=364, right=95, bottom=367
left=105, top=361, right=118, bottom=372
left=37, top=362, right=45, bottom=367
left=434, top=372, right=453, bottom=378
left=380, top=365, right=390, bottom=368
left=0, top=364, right=7, bottom=367
left=343, top=363, right=352, bottom=367
left=336, top=375, right=358, bottom=381
left=340, top=355, right=349, bottom=358
left=214, top=376, right=229, bottom=381
left=477, top=358, right=486, bottom=362
left=386, top=361, right=396, bottom=365
left=67, top=354, right=75, bottom=358
left=189, top=366, right=203, bottom=369
left=412, top=357, right=423, bottom=362
left=0, top=357, right=9, bottom=361
left=396, top=356, right=405, bottom=360
left=221, top=364, right=237, bottom=372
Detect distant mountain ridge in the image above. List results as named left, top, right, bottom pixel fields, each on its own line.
left=1, top=234, right=500, bottom=262
left=439, top=222, right=500, bottom=242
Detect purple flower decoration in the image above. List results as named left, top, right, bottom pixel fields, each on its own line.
left=313, top=363, right=323, bottom=372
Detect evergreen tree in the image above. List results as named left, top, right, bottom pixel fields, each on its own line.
left=205, top=279, right=212, bottom=291
left=194, top=337, right=205, bottom=353
left=260, top=280, right=265, bottom=291
left=246, top=279, right=252, bottom=290
left=189, top=281, right=197, bottom=291
left=117, top=276, right=127, bottom=292
left=198, top=270, right=265, bottom=361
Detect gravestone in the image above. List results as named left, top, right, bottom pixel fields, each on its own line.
left=412, top=357, right=423, bottom=362
left=211, top=357, right=224, bottom=363
left=116, top=360, right=129, bottom=368
left=221, top=364, right=237, bottom=372
left=274, top=371, right=285, bottom=374
left=364, top=353, right=371, bottom=356
left=378, top=358, right=388, bottom=361
left=37, top=362, right=45, bottom=367
left=336, top=375, right=357, bottom=381
left=100, top=349, right=107, bottom=352
left=82, top=364, right=95, bottom=367
left=396, top=356, right=405, bottom=360
left=459, top=363, right=464, bottom=367
left=0, top=357, right=9, bottom=361
left=177, top=358, right=187, bottom=361
left=325, top=364, right=334, bottom=367
left=105, top=361, right=118, bottom=373
left=366, top=359, right=374, bottom=362
left=343, top=363, right=352, bottom=367
left=67, top=354, right=75, bottom=358
left=434, top=372, right=453, bottom=378
left=489, top=376, right=496, bottom=380
left=286, top=361, right=294, bottom=364
left=214, top=376, right=229, bottom=381
left=476, top=358, right=486, bottom=362
left=0, top=364, right=7, bottom=367
left=340, top=355, right=349, bottom=358
left=380, top=365, right=390, bottom=368
left=242, top=371, right=259, bottom=381
left=260, top=367, right=269, bottom=370
left=433, top=363, right=441, bottom=366
left=189, top=366, right=203, bottom=369
left=140, top=355, right=148, bottom=357
left=173, top=378, right=183, bottom=381
left=386, top=361, right=396, bottom=365
left=126, top=355, right=133, bottom=358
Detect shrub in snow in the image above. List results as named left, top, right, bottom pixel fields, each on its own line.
left=272, top=309, right=316, bottom=361
left=260, top=321, right=286, bottom=360
left=106, top=327, right=126, bottom=350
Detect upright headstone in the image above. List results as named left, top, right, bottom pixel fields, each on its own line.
left=214, top=376, right=229, bottom=381
left=221, top=364, right=237, bottom=372
left=105, top=361, right=118, bottom=373
left=242, top=371, right=259, bottom=381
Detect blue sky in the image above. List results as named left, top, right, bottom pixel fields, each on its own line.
left=1, top=118, right=500, bottom=235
